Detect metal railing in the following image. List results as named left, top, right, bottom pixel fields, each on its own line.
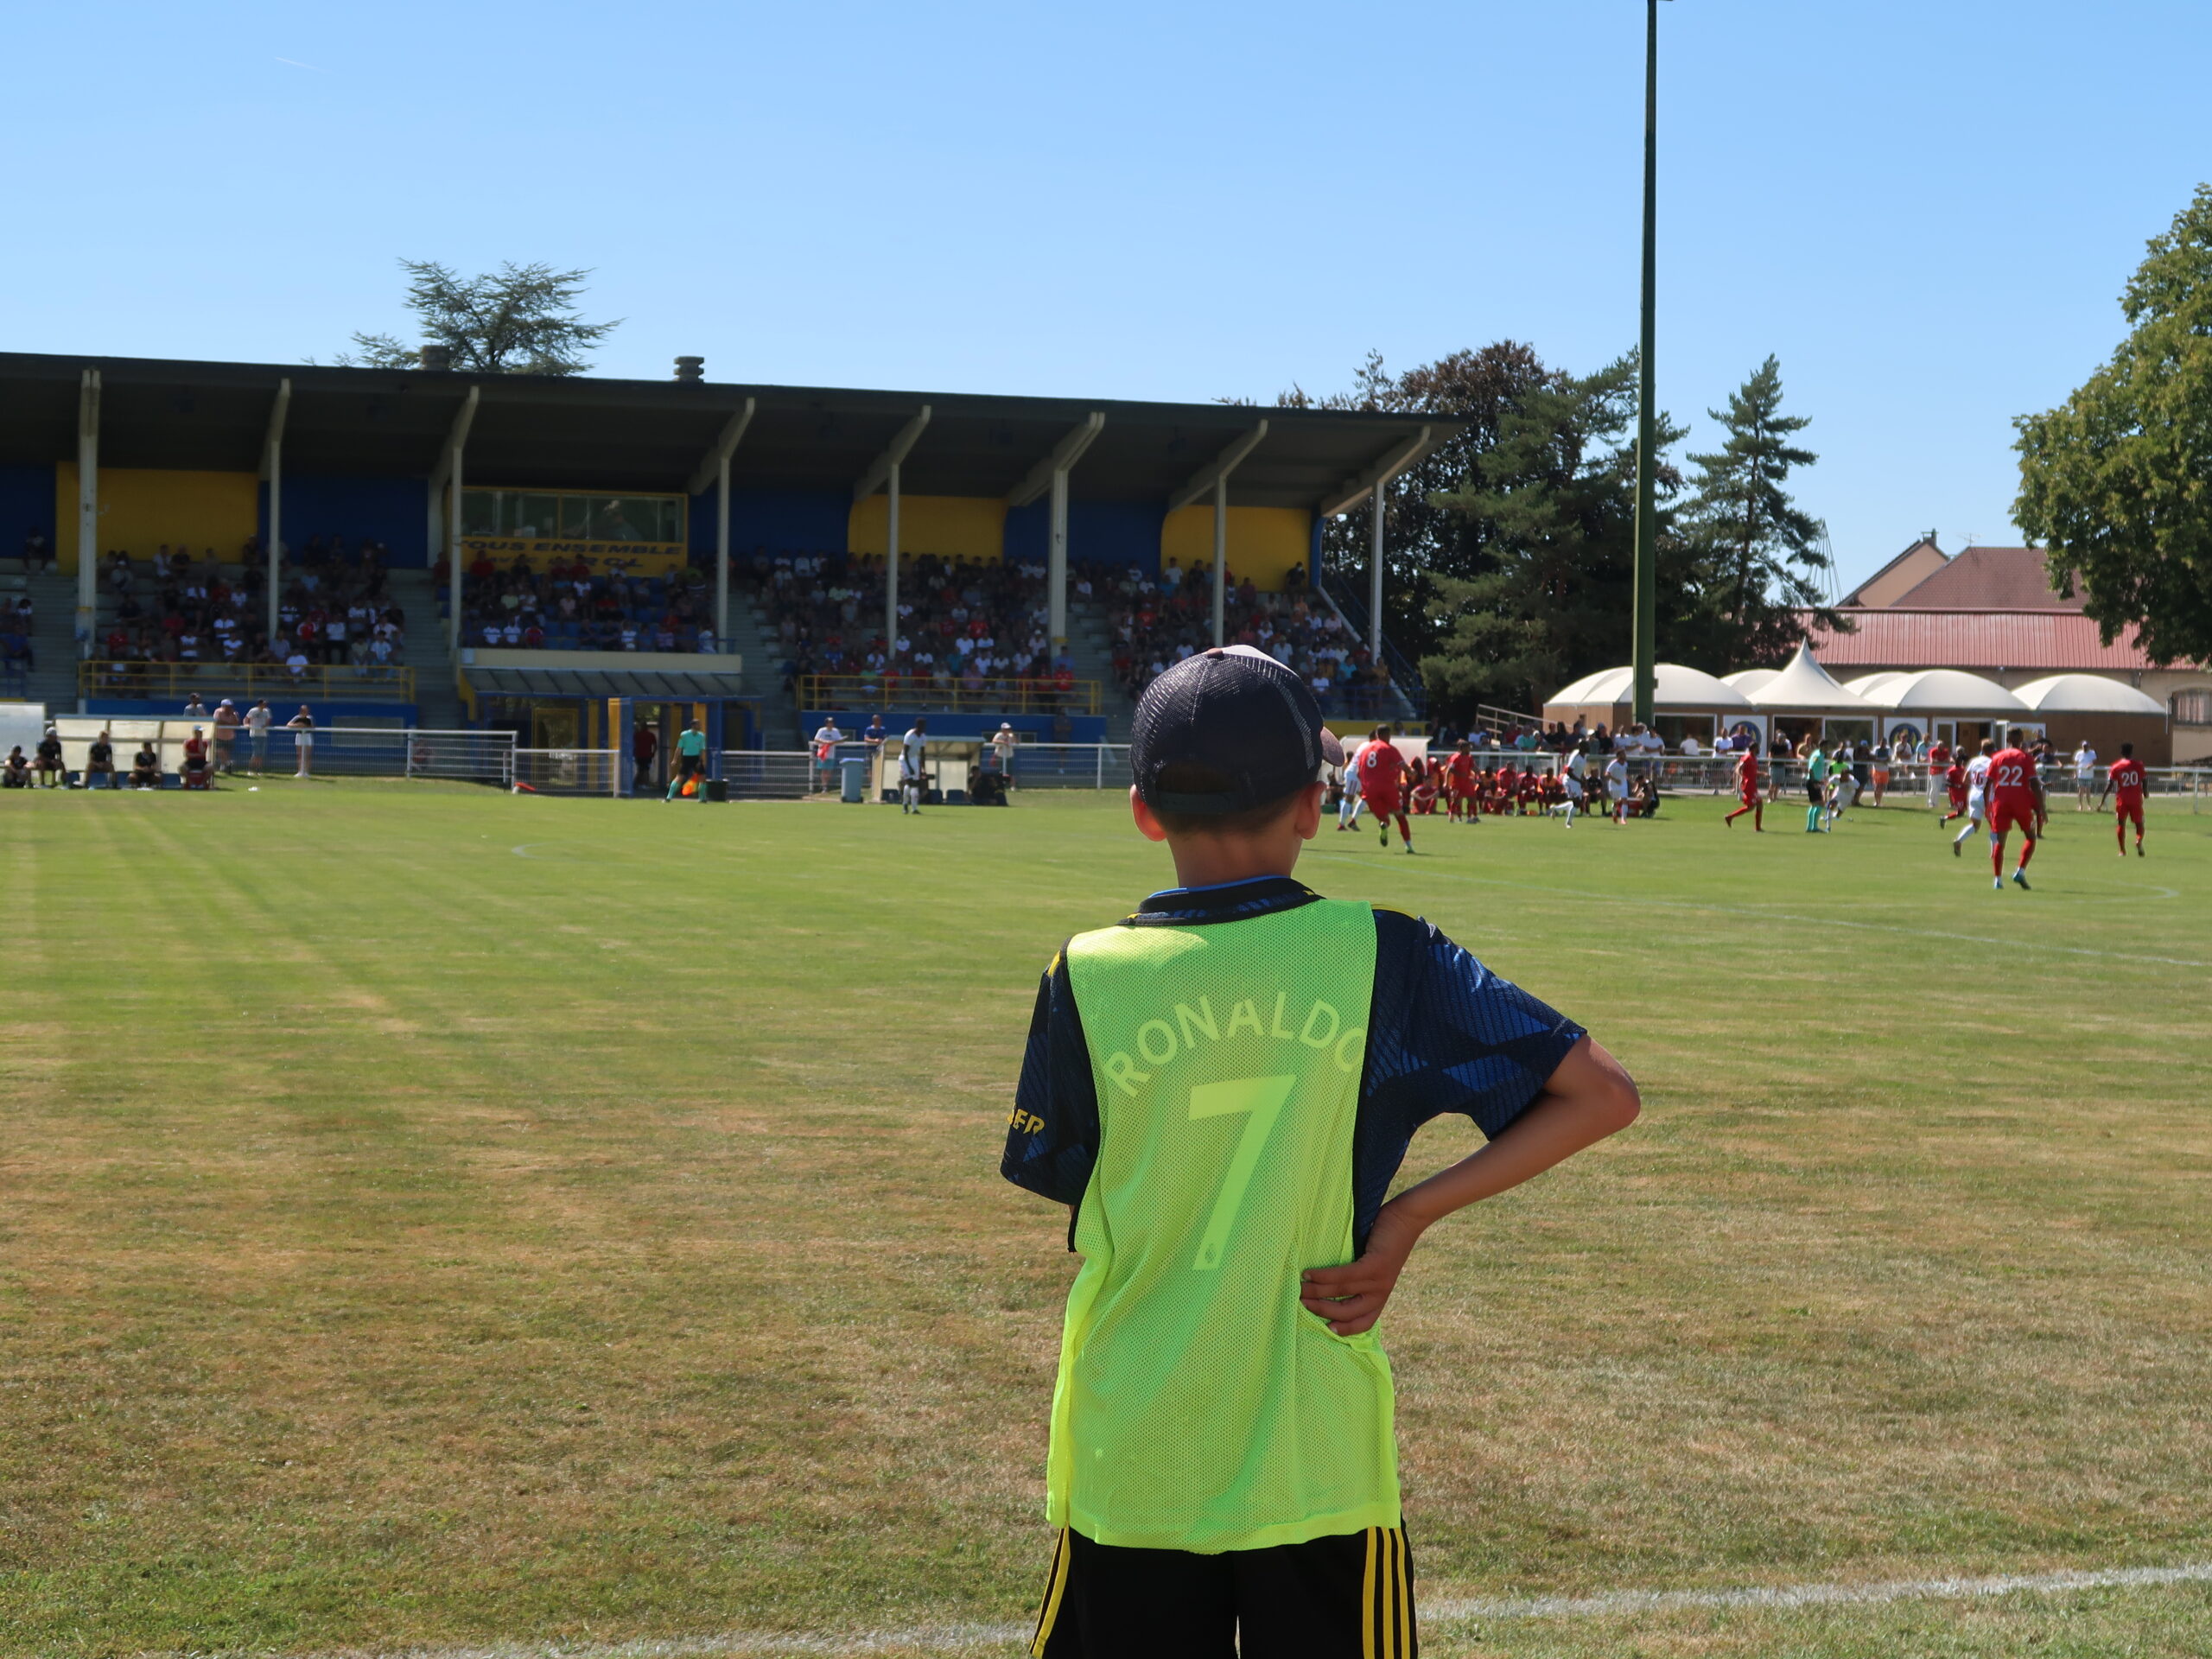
left=796, top=673, right=1101, bottom=716
left=1312, top=564, right=1425, bottom=718
left=1006, top=743, right=1135, bottom=791
left=78, top=659, right=417, bottom=702
left=717, top=750, right=817, bottom=799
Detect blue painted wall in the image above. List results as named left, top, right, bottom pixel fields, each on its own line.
left=1001, top=498, right=1164, bottom=573
left=1, top=463, right=57, bottom=560
left=263, top=474, right=430, bottom=566
left=690, top=486, right=854, bottom=563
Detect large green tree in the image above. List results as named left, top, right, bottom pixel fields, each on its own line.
left=1255, top=344, right=1560, bottom=656
left=2014, top=183, right=2212, bottom=665
left=341, top=260, right=620, bottom=375
left=1417, top=355, right=1688, bottom=714
left=1674, top=354, right=1840, bottom=668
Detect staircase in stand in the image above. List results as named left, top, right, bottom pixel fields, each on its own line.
left=3, top=565, right=88, bottom=712
left=382, top=569, right=463, bottom=730
left=720, top=590, right=802, bottom=747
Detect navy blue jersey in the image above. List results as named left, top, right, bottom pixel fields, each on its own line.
left=1003, top=875, right=1586, bottom=1251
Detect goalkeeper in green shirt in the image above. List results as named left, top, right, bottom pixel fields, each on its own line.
left=1002, top=646, right=1640, bottom=1657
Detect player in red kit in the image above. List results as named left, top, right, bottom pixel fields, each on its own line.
left=1724, top=744, right=1763, bottom=830
left=1445, top=741, right=1478, bottom=824
left=1985, top=728, right=2046, bottom=890
left=1352, top=726, right=1414, bottom=853
left=2098, top=742, right=2148, bottom=856
left=1939, top=758, right=1970, bottom=823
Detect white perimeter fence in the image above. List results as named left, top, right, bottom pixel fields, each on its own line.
left=44, top=720, right=516, bottom=786
left=38, top=726, right=2202, bottom=810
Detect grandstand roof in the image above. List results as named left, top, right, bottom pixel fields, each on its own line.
left=0, top=352, right=1459, bottom=512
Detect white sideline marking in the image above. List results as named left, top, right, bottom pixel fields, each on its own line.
left=1319, top=854, right=2212, bottom=969
left=1426, top=1560, right=2212, bottom=1623
left=316, top=1561, right=2212, bottom=1658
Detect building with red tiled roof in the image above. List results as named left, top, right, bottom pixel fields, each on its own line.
left=1808, top=539, right=2212, bottom=762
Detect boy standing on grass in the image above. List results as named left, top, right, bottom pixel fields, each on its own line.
left=1002, top=646, right=1639, bottom=1657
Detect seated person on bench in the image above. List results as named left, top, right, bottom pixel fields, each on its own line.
left=130, top=742, right=162, bottom=789
left=181, top=727, right=211, bottom=787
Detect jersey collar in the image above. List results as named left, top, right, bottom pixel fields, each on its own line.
left=1131, top=875, right=1319, bottom=926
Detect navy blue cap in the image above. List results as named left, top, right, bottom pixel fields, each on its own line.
left=1132, top=645, right=1345, bottom=815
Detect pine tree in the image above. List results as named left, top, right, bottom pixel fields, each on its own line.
left=1677, top=355, right=1836, bottom=665
left=1417, top=355, right=1688, bottom=714
left=341, top=260, right=620, bottom=375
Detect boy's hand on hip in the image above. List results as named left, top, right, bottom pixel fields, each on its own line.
left=1300, top=1203, right=1427, bottom=1336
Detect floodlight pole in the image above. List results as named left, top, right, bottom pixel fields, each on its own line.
left=1630, top=0, right=1663, bottom=727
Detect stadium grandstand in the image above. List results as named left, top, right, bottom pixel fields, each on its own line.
left=0, top=351, right=1449, bottom=779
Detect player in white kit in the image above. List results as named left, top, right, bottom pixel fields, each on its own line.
left=1950, top=740, right=1994, bottom=855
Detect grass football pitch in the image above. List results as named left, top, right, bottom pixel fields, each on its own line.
left=3, top=781, right=2209, bottom=1658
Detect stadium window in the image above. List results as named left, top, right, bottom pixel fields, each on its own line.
left=2173, top=688, right=2212, bottom=724
left=461, top=486, right=686, bottom=546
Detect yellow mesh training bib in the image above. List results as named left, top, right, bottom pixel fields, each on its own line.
left=1050, top=899, right=1398, bottom=1552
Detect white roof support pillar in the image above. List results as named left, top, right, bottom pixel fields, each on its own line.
left=1369, top=483, right=1385, bottom=662
left=1315, top=426, right=1434, bottom=520
left=1008, top=412, right=1105, bottom=653
left=75, top=370, right=100, bottom=655
left=1165, top=423, right=1267, bottom=648
left=1212, top=475, right=1230, bottom=647
left=690, top=399, right=757, bottom=652
left=261, top=378, right=291, bottom=645
left=1315, top=426, right=1433, bottom=667
left=1166, top=421, right=1268, bottom=514
left=429, top=386, right=479, bottom=651
left=855, top=407, right=931, bottom=666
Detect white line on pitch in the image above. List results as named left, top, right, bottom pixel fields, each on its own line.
left=320, top=1560, right=2212, bottom=1658
left=1425, top=1560, right=2212, bottom=1623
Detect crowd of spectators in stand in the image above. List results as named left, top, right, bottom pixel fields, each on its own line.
left=443, top=547, right=721, bottom=653
left=1091, top=557, right=1408, bottom=715
left=744, top=551, right=1077, bottom=702
left=91, top=537, right=409, bottom=688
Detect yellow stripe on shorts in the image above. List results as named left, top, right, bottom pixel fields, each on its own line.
left=1028, top=1529, right=1070, bottom=1657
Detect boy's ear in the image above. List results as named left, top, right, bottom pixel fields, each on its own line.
left=1130, top=785, right=1171, bottom=843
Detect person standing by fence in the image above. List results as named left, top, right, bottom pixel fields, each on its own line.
left=288, top=707, right=315, bottom=779
left=245, top=700, right=272, bottom=776
left=213, top=700, right=239, bottom=775
left=899, top=718, right=929, bottom=814
left=2074, top=741, right=2100, bottom=811
left=631, top=721, right=658, bottom=795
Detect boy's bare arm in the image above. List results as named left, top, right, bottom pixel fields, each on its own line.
left=1299, top=1036, right=1639, bottom=1336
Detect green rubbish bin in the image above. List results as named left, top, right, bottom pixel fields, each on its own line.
left=840, top=756, right=869, bottom=803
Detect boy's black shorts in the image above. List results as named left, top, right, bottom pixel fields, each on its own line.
left=1029, top=1524, right=1417, bottom=1658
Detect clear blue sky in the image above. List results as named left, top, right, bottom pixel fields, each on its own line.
left=10, top=0, right=2207, bottom=592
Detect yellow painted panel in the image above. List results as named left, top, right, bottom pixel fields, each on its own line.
left=54, top=464, right=258, bottom=575
left=848, top=493, right=1006, bottom=561
left=1160, top=505, right=1311, bottom=591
